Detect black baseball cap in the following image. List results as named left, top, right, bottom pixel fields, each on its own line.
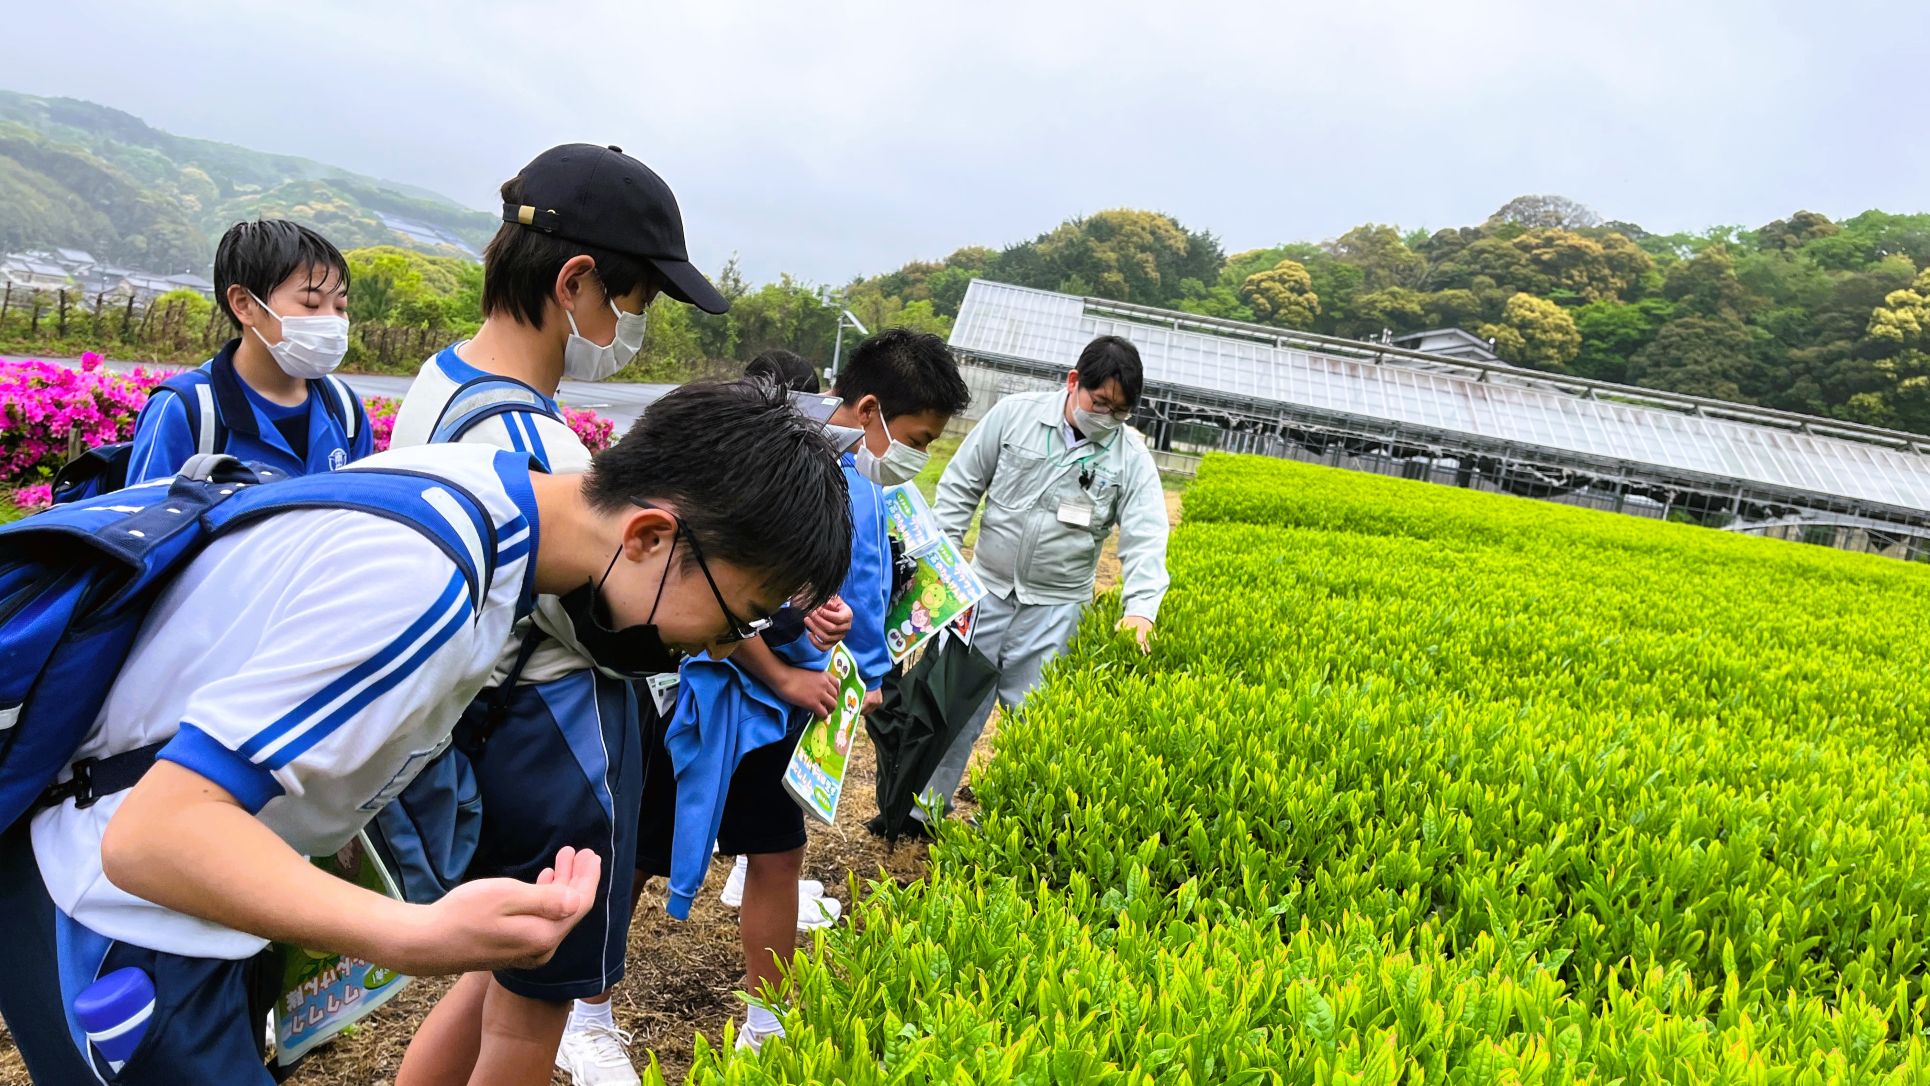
left=502, top=144, right=729, bottom=314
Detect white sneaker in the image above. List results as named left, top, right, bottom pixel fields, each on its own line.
left=555, top=1020, right=640, bottom=1086
left=718, top=855, right=828, bottom=909
left=718, top=855, right=749, bottom=907
left=797, top=893, right=842, bottom=931
left=734, top=1016, right=785, bottom=1054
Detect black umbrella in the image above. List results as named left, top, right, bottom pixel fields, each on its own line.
left=865, top=632, right=998, bottom=844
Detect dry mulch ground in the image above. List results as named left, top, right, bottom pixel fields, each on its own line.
left=0, top=490, right=1183, bottom=1086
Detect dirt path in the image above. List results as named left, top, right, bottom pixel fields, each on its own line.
left=0, top=489, right=1185, bottom=1086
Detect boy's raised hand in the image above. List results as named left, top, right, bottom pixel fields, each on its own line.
left=398, top=846, right=602, bottom=974
left=804, top=595, right=852, bottom=649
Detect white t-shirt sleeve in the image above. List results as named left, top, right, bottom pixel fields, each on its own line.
left=154, top=515, right=482, bottom=811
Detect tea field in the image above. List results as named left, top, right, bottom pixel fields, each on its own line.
left=671, top=454, right=1930, bottom=1084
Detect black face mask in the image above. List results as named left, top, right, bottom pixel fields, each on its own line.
left=558, top=541, right=685, bottom=678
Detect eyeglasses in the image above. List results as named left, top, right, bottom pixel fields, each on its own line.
left=637, top=501, right=772, bottom=644
left=1085, top=392, right=1134, bottom=421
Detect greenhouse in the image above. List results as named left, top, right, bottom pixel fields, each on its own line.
left=948, top=279, right=1930, bottom=558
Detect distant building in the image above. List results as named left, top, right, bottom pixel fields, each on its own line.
left=1, top=255, right=76, bottom=291
left=164, top=272, right=216, bottom=296
left=78, top=266, right=137, bottom=298
left=1392, top=328, right=1502, bottom=365
left=119, top=272, right=182, bottom=300
left=52, top=248, right=96, bottom=272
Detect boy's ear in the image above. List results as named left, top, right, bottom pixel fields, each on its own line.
left=226, top=285, right=260, bottom=327
left=554, top=255, right=598, bottom=315
left=621, top=504, right=679, bottom=561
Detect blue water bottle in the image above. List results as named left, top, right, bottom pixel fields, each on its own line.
left=73, top=967, right=155, bottom=1073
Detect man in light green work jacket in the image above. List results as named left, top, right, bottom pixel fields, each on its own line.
left=917, top=334, right=1171, bottom=826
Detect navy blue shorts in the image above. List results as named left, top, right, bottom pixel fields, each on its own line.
left=0, top=822, right=276, bottom=1084
left=634, top=708, right=808, bottom=877
left=461, top=670, right=642, bottom=1001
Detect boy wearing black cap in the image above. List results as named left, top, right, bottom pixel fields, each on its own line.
left=376, top=145, right=731, bottom=1086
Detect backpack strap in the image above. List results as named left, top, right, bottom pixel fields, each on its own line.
left=155, top=369, right=227, bottom=457
left=429, top=375, right=562, bottom=452
left=204, top=467, right=500, bottom=619
left=461, top=623, right=546, bottom=754
left=317, top=375, right=360, bottom=441
left=33, top=740, right=166, bottom=812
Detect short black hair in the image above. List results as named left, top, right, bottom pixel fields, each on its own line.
left=482, top=176, right=658, bottom=329
left=213, top=220, right=350, bottom=326
left=584, top=378, right=852, bottom=610
left=1075, top=335, right=1144, bottom=407
left=832, top=328, right=970, bottom=420
left=745, top=348, right=820, bottom=393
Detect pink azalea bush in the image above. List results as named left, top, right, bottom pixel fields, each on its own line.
left=6, top=364, right=617, bottom=512
left=362, top=396, right=614, bottom=454
left=12, top=483, right=53, bottom=510
left=3, top=354, right=162, bottom=509
left=561, top=404, right=616, bottom=453
left=365, top=395, right=401, bottom=453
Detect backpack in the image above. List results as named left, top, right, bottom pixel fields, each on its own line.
left=0, top=452, right=511, bottom=832
left=429, top=374, right=562, bottom=448
left=49, top=367, right=363, bottom=505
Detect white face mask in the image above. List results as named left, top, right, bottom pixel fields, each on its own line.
left=1069, top=392, right=1127, bottom=438
left=564, top=298, right=647, bottom=381
left=248, top=292, right=349, bottom=379
left=853, top=410, right=928, bottom=486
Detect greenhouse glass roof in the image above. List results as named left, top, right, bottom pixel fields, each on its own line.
left=950, top=280, right=1930, bottom=513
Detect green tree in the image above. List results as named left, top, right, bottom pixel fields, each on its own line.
left=1479, top=292, right=1581, bottom=370
left=924, top=263, right=985, bottom=319
left=1239, top=260, right=1320, bottom=327
left=884, top=299, right=951, bottom=338
left=691, top=256, right=747, bottom=362
left=1511, top=228, right=1649, bottom=303
left=1326, top=224, right=1427, bottom=291
left=1351, top=287, right=1427, bottom=335
left=615, top=297, right=706, bottom=381
left=1572, top=297, right=1675, bottom=383
left=344, top=245, right=482, bottom=331
left=1869, top=267, right=1930, bottom=346
left=1420, top=288, right=1485, bottom=329
left=1173, top=278, right=1253, bottom=322
left=1487, top=194, right=1601, bottom=230
left=1755, top=210, right=1840, bottom=252
left=992, top=208, right=1223, bottom=306
left=845, top=287, right=953, bottom=340
left=1431, top=235, right=1551, bottom=298
left=1627, top=316, right=1757, bottom=400
left=1662, top=245, right=1749, bottom=320
left=732, top=274, right=837, bottom=360
left=1868, top=350, right=1930, bottom=433
left=1801, top=210, right=1930, bottom=272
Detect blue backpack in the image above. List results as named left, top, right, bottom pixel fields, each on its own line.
left=0, top=454, right=508, bottom=831
left=48, top=367, right=363, bottom=505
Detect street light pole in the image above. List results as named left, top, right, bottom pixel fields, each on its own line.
left=828, top=308, right=869, bottom=385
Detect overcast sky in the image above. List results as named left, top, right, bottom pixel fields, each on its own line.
left=9, top=0, right=1926, bottom=285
